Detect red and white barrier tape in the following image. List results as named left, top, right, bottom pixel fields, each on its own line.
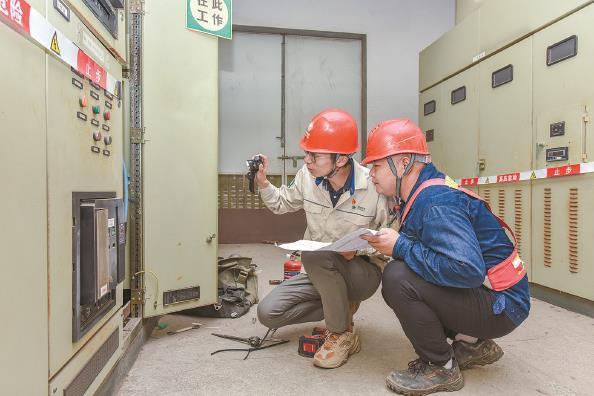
left=456, top=162, right=594, bottom=186
left=1, top=0, right=120, bottom=96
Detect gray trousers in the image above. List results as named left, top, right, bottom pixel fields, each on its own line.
left=257, top=251, right=382, bottom=333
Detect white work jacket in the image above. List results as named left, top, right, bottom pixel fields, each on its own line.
left=260, top=162, right=391, bottom=265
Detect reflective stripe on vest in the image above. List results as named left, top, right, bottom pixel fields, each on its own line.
left=400, top=176, right=526, bottom=291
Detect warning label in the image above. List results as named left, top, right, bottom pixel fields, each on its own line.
left=50, top=31, right=60, bottom=55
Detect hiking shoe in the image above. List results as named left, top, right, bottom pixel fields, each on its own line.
left=453, top=339, right=504, bottom=370
left=386, top=358, right=464, bottom=395
left=313, top=331, right=361, bottom=369
left=312, top=326, right=330, bottom=337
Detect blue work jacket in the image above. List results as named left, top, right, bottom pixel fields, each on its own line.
left=392, top=163, right=530, bottom=326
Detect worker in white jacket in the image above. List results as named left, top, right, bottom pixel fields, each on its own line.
left=254, top=108, right=390, bottom=369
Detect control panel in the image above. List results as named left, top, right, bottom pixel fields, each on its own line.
left=72, top=69, right=117, bottom=157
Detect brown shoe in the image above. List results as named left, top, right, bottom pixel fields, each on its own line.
left=313, top=331, right=361, bottom=369
left=386, top=358, right=464, bottom=395
left=453, top=339, right=504, bottom=370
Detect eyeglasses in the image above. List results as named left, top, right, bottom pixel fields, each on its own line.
left=304, top=151, right=332, bottom=164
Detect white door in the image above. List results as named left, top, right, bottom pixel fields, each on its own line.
left=285, top=36, right=362, bottom=169
left=219, top=32, right=363, bottom=182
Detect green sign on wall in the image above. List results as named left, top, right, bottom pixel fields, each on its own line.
left=186, top=0, right=232, bottom=40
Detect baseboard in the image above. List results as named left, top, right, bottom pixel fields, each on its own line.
left=530, top=283, right=594, bottom=318
left=95, top=316, right=159, bottom=395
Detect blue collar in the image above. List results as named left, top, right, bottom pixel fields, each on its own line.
left=402, top=163, right=444, bottom=206
left=315, top=158, right=356, bottom=196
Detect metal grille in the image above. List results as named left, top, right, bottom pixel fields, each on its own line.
left=497, top=189, right=505, bottom=218
left=483, top=189, right=491, bottom=207
left=218, top=174, right=293, bottom=209
left=514, top=189, right=523, bottom=256
left=544, top=188, right=552, bottom=267
left=129, top=9, right=144, bottom=317
left=64, top=329, right=119, bottom=396
left=568, top=188, right=579, bottom=273
left=163, top=286, right=201, bottom=306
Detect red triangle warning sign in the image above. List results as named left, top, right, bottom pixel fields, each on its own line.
left=50, top=32, right=61, bottom=55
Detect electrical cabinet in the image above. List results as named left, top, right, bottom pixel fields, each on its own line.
left=2, top=0, right=218, bottom=393
left=530, top=5, right=594, bottom=300
left=420, top=1, right=594, bottom=301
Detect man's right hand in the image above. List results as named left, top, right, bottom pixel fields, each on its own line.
left=254, top=154, right=270, bottom=189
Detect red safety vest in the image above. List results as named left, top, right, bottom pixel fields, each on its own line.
left=401, top=177, right=526, bottom=292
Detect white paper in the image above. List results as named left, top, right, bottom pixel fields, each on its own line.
left=278, top=228, right=377, bottom=252
left=277, top=240, right=331, bottom=251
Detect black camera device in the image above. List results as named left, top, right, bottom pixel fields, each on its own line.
left=246, top=156, right=263, bottom=194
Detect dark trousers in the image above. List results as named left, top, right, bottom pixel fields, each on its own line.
left=382, top=260, right=517, bottom=365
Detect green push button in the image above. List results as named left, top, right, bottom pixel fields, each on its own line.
left=92, top=105, right=101, bottom=115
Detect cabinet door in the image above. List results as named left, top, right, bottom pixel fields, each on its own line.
left=142, top=0, right=218, bottom=316
left=530, top=5, right=594, bottom=300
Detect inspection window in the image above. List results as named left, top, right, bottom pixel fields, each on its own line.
left=424, top=100, right=436, bottom=115
left=547, top=35, right=578, bottom=66
left=451, top=86, right=466, bottom=104
left=492, top=64, right=513, bottom=88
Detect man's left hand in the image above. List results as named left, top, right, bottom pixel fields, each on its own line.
left=361, top=228, right=400, bottom=257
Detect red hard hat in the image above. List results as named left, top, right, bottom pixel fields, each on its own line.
left=300, top=109, right=359, bottom=154
left=361, top=119, right=429, bottom=165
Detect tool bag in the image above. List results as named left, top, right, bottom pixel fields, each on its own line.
left=189, top=256, right=259, bottom=319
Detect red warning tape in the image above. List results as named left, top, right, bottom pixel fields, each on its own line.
left=457, top=162, right=594, bottom=186
left=1, top=0, right=120, bottom=96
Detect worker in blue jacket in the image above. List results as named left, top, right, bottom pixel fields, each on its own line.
left=361, top=119, right=530, bottom=395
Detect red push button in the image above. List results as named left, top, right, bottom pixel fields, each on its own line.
left=79, top=97, right=88, bottom=108
left=103, top=111, right=111, bottom=121
left=93, top=132, right=102, bottom=141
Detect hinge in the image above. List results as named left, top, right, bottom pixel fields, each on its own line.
left=130, top=127, right=147, bottom=144
left=582, top=113, right=590, bottom=123
left=129, top=0, right=145, bottom=14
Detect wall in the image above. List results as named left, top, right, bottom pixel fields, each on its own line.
left=456, top=0, right=485, bottom=24
left=232, top=0, right=455, bottom=129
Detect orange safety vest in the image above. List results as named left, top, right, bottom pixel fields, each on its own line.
left=401, top=176, right=527, bottom=292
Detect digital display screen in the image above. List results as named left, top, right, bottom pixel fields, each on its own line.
left=546, top=147, right=569, bottom=162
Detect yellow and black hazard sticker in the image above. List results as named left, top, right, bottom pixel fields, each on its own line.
left=50, top=31, right=60, bottom=55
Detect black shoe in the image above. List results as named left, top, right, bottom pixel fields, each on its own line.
left=453, top=339, right=504, bottom=370
left=386, top=358, right=464, bottom=395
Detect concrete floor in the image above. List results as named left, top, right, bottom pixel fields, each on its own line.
left=118, top=244, right=594, bottom=395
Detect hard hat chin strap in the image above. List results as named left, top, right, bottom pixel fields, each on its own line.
left=387, top=155, right=411, bottom=206
left=324, top=154, right=352, bottom=179
left=386, top=154, right=431, bottom=205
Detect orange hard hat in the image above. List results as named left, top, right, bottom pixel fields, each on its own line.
left=299, top=109, right=359, bottom=154
left=361, top=119, right=429, bottom=165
